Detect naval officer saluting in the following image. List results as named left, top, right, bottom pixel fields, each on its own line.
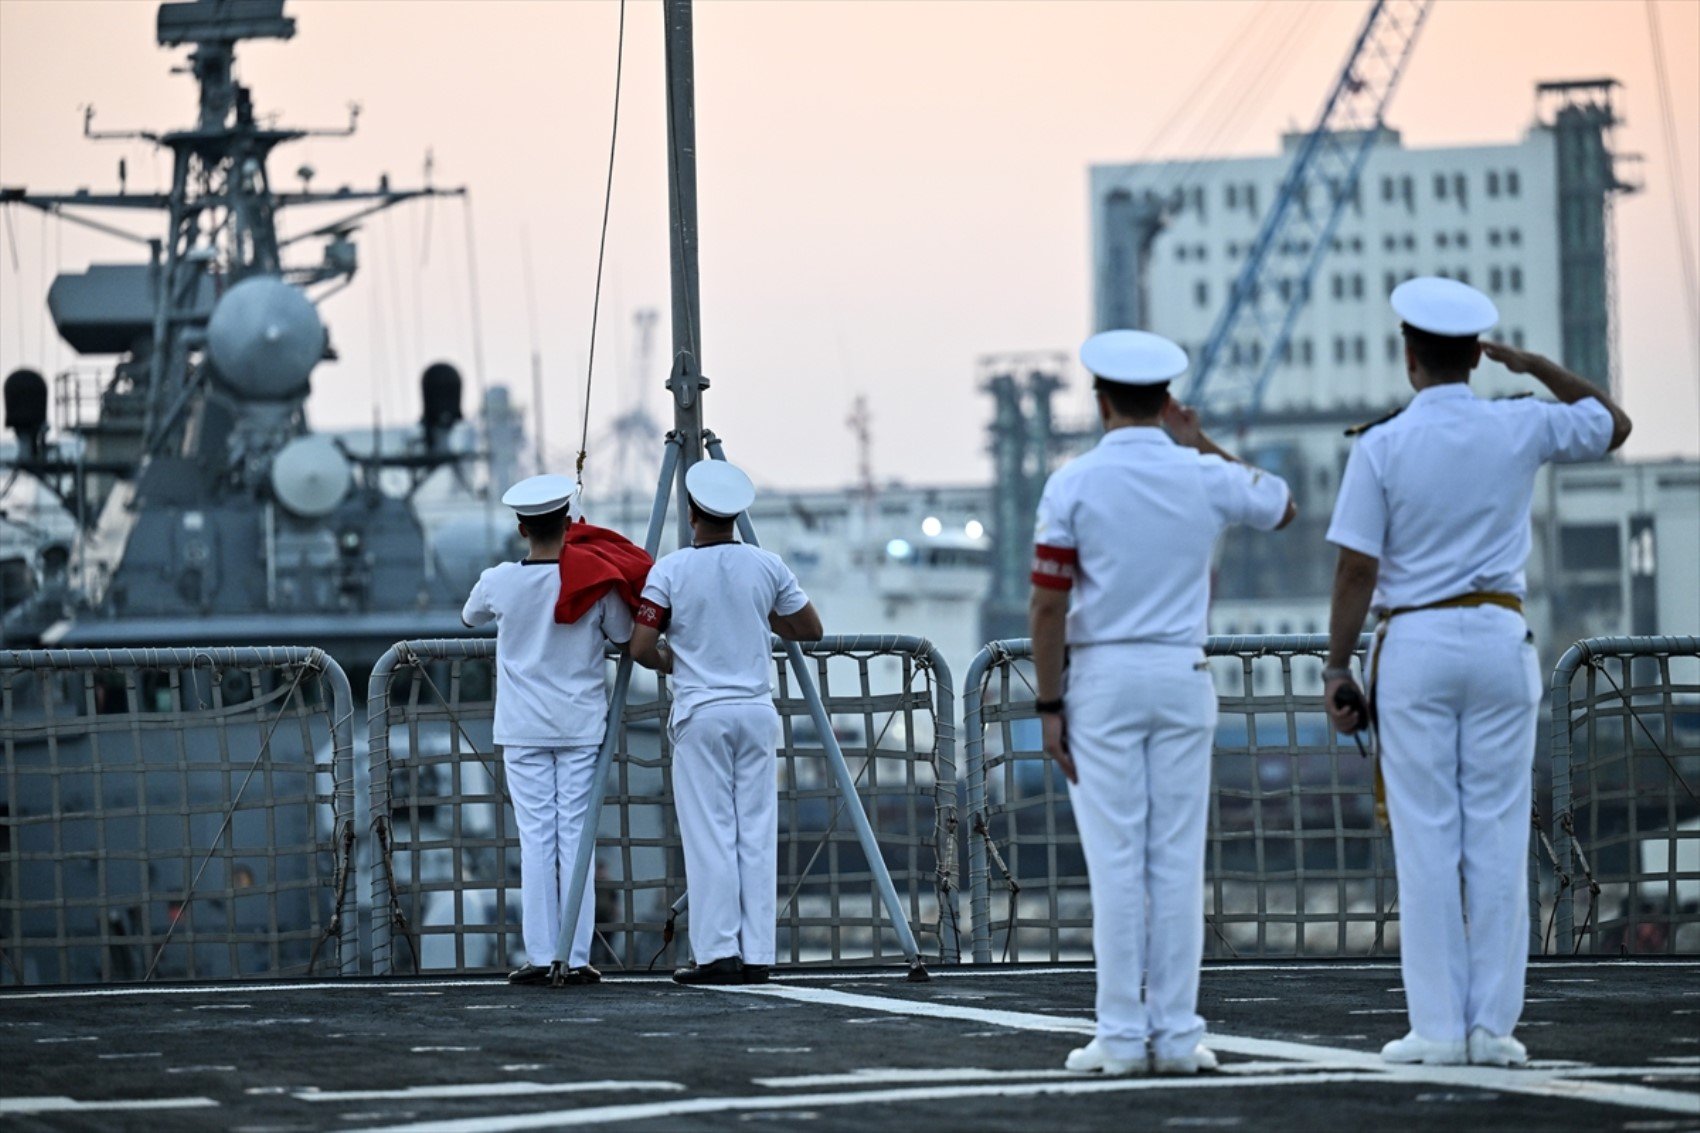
left=461, top=474, right=634, bottom=986
left=629, top=461, right=823, bottom=985
left=1324, top=277, right=1631, bottom=1066
left=1031, top=330, right=1296, bottom=1076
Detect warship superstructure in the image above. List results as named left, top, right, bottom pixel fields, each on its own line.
left=1, top=0, right=500, bottom=667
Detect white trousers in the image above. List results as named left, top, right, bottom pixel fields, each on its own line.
left=671, top=702, right=781, bottom=966
left=1066, top=643, right=1216, bottom=1062
left=502, top=744, right=599, bottom=968
left=1375, top=606, right=1540, bottom=1042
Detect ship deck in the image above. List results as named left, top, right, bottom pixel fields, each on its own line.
left=4, top=960, right=1698, bottom=1132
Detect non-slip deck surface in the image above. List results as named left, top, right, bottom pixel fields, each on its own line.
left=4, top=961, right=1697, bottom=1132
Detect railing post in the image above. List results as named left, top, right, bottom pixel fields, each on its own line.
left=963, top=645, right=997, bottom=964
left=1549, top=642, right=1585, bottom=954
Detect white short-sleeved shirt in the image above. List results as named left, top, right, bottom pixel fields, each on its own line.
left=461, top=562, right=634, bottom=748
left=1326, top=384, right=1614, bottom=610
left=638, top=543, right=809, bottom=725
left=1032, top=427, right=1291, bottom=648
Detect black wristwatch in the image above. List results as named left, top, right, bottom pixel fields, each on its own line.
left=1034, top=698, right=1065, bottom=715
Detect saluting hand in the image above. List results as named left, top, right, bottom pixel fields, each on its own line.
left=1482, top=340, right=1539, bottom=375
left=1042, top=712, right=1077, bottom=785
left=1161, top=399, right=1204, bottom=448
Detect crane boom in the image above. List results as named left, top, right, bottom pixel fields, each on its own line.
left=1181, top=0, right=1433, bottom=427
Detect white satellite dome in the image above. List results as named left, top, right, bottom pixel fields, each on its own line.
left=207, top=276, right=326, bottom=400
left=270, top=435, right=352, bottom=518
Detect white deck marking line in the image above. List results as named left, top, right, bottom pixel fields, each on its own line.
left=293, top=1080, right=685, bottom=1102
left=0, top=1096, right=219, bottom=1115
left=752, top=1063, right=1366, bottom=1089
left=715, top=984, right=1700, bottom=1115
left=345, top=1073, right=1397, bottom=1133
left=3, top=960, right=1695, bottom=1001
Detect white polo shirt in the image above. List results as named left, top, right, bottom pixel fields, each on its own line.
left=461, top=562, right=634, bottom=748
left=638, top=543, right=809, bottom=726
left=1032, top=427, right=1291, bottom=648
left=1326, top=385, right=1614, bottom=610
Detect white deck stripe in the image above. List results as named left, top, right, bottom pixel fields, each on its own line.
left=0, top=1096, right=219, bottom=1115
left=293, top=1080, right=684, bottom=1102
left=346, top=1073, right=1396, bottom=1133
left=715, top=984, right=1700, bottom=1115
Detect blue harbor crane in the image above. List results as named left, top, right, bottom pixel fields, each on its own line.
left=1180, top=0, right=1433, bottom=429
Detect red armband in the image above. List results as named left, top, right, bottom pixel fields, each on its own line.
left=1030, top=544, right=1077, bottom=590
left=635, top=601, right=670, bottom=629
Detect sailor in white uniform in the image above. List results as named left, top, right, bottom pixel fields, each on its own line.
left=1324, top=277, right=1632, bottom=1066
left=629, top=461, right=823, bottom=986
left=1031, top=331, right=1296, bottom=1076
left=461, top=474, right=634, bottom=986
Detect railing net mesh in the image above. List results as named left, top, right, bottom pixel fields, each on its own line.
left=1, top=648, right=352, bottom=985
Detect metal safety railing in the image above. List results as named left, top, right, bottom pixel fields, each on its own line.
left=0, top=647, right=357, bottom=984
left=367, top=635, right=956, bottom=975
left=1549, top=636, right=1700, bottom=955
left=965, top=635, right=1404, bottom=964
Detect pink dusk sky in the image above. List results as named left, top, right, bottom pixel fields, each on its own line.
left=2, top=0, right=1696, bottom=494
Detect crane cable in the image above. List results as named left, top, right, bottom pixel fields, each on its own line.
left=576, top=0, right=628, bottom=489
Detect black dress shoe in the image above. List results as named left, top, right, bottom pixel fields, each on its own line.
left=507, top=962, right=551, bottom=986
left=563, top=964, right=602, bottom=986
left=741, top=964, right=771, bottom=984
left=672, top=956, right=744, bottom=986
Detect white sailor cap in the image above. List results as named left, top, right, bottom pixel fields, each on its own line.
left=1079, top=329, right=1189, bottom=386
left=1390, top=276, right=1499, bottom=337
left=500, top=473, right=579, bottom=518
left=685, top=460, right=755, bottom=519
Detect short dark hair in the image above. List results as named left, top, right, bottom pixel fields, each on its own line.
left=688, top=500, right=736, bottom=532
left=1400, top=324, right=1478, bottom=379
left=1094, top=377, right=1170, bottom=419
left=518, top=505, right=570, bottom=541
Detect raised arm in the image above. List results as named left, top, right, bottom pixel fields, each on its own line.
left=1482, top=342, right=1633, bottom=451
left=1165, top=400, right=1299, bottom=529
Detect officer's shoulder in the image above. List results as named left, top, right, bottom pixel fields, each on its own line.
left=1343, top=406, right=1405, bottom=439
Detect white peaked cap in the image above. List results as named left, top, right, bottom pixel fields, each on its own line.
left=686, top=460, right=755, bottom=519
left=501, top=473, right=580, bottom=518
left=1079, top=329, right=1189, bottom=385
left=1391, top=276, right=1499, bottom=336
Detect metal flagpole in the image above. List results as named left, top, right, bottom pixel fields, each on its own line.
left=554, top=0, right=927, bottom=982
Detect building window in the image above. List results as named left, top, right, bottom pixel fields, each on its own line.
left=1435, top=172, right=1448, bottom=200
left=1456, top=231, right=1469, bottom=249
left=1512, top=327, right=1526, bottom=348
left=1437, top=231, right=1449, bottom=249
left=1246, top=184, right=1259, bottom=213
left=1490, top=266, right=1504, bottom=292
left=1453, top=173, right=1468, bottom=208
left=1383, top=270, right=1398, bottom=294
left=1176, top=245, right=1189, bottom=262
left=1509, top=266, right=1523, bottom=293
left=1457, top=268, right=1470, bottom=286
left=1381, top=175, right=1395, bottom=202
left=1508, top=227, right=1522, bottom=246
left=1226, top=242, right=1238, bottom=258
left=1350, top=236, right=1363, bottom=253
left=1333, top=336, right=1347, bottom=364
left=1507, top=170, right=1521, bottom=196
left=1487, top=170, right=1501, bottom=197
left=1194, top=280, right=1209, bottom=307
left=1351, top=273, right=1365, bottom=299
left=1196, top=243, right=1208, bottom=261
left=1401, top=175, right=1415, bottom=212
left=1489, top=229, right=1502, bottom=247
left=1278, top=278, right=1293, bottom=302
left=1249, top=340, right=1263, bottom=366
left=1403, top=233, right=1415, bottom=251
left=1383, top=234, right=1397, bottom=252
left=1226, top=183, right=1238, bottom=209
left=1331, top=273, right=1345, bottom=300
left=1353, top=336, right=1366, bottom=363
left=1191, top=187, right=1206, bottom=217
left=1300, top=338, right=1314, bottom=365
left=1386, top=334, right=1401, bottom=362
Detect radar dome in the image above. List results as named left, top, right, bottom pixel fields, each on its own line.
left=208, top=277, right=326, bottom=400
left=270, top=435, right=352, bottom=518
